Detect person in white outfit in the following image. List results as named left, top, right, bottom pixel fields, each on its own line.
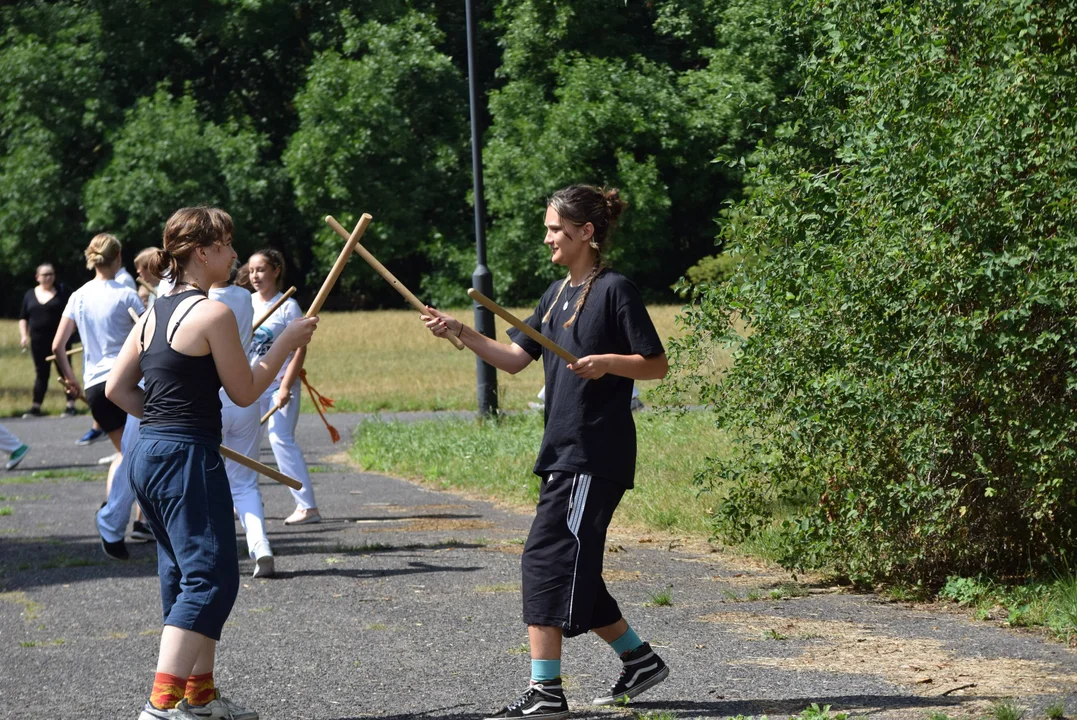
left=248, top=248, right=321, bottom=525
left=210, top=267, right=275, bottom=577
left=52, top=234, right=144, bottom=533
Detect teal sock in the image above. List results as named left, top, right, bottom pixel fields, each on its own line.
left=609, top=626, right=643, bottom=656
left=531, top=659, right=561, bottom=683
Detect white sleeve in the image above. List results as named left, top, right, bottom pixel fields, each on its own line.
left=62, top=289, right=78, bottom=321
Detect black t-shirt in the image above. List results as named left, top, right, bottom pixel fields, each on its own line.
left=507, top=269, right=664, bottom=488
left=20, top=286, right=70, bottom=338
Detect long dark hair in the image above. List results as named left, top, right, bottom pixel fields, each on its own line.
left=542, top=184, right=627, bottom=328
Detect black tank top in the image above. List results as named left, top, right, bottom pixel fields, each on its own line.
left=139, top=289, right=222, bottom=434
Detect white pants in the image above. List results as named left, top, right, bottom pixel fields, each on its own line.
left=0, top=424, right=23, bottom=454
left=260, top=381, right=316, bottom=510
left=98, top=414, right=140, bottom=543
left=222, top=402, right=269, bottom=557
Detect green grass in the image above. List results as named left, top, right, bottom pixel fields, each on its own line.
left=0, top=308, right=693, bottom=417
left=0, top=506, right=12, bottom=516
left=761, top=628, right=788, bottom=640
left=940, top=573, right=1077, bottom=642
left=0, top=470, right=105, bottom=486
left=351, top=410, right=725, bottom=536
left=1045, top=702, right=1065, bottom=720
left=991, top=699, right=1026, bottom=720
left=645, top=587, right=673, bottom=607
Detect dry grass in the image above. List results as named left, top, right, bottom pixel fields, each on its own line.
left=700, top=610, right=1076, bottom=697
left=0, top=304, right=692, bottom=416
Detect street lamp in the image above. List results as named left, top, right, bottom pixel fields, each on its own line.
left=465, top=0, right=498, bottom=416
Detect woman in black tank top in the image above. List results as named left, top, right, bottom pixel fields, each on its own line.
left=105, top=207, right=318, bottom=720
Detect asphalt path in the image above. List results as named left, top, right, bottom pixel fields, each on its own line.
left=0, top=413, right=1075, bottom=720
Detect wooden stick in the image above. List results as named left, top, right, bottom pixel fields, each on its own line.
left=467, top=288, right=578, bottom=364
left=137, top=278, right=157, bottom=296
left=46, top=345, right=83, bottom=362
left=326, top=215, right=466, bottom=351
left=251, top=286, right=297, bottom=335
left=219, top=445, right=302, bottom=490
left=128, top=307, right=140, bottom=322
left=56, top=376, right=86, bottom=403
left=262, top=215, right=372, bottom=425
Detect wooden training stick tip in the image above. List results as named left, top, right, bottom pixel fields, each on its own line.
left=467, top=288, right=579, bottom=365
left=324, top=215, right=465, bottom=351
left=219, top=445, right=302, bottom=490
left=128, top=307, right=140, bottom=322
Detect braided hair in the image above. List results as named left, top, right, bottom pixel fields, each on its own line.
left=541, top=185, right=627, bottom=328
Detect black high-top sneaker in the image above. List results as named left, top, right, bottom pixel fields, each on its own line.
left=592, top=642, right=669, bottom=705
left=485, top=678, right=570, bottom=720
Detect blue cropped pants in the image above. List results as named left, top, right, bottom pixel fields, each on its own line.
left=127, top=427, right=239, bottom=640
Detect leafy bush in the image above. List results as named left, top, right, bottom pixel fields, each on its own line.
left=665, top=0, right=1077, bottom=584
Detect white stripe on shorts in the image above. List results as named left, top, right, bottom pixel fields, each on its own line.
left=566, top=473, right=592, bottom=627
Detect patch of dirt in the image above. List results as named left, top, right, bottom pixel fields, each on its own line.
left=360, top=518, right=496, bottom=533
left=602, top=569, right=642, bottom=583
left=484, top=542, right=525, bottom=555
left=699, top=611, right=1075, bottom=696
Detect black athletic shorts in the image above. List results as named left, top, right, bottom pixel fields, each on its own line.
left=83, top=381, right=127, bottom=434
left=521, top=471, right=625, bottom=638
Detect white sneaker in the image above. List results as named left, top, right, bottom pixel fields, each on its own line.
left=252, top=541, right=274, bottom=578
left=283, top=507, right=321, bottom=525
left=188, top=694, right=259, bottom=720
left=139, top=699, right=199, bottom=719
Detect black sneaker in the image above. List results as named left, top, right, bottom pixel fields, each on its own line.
left=100, top=535, right=129, bottom=560
left=130, top=521, right=156, bottom=542
left=485, top=679, right=569, bottom=720
left=97, top=511, right=130, bottom=561
left=592, top=642, right=669, bottom=705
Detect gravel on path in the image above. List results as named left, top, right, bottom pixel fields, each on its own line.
left=0, top=413, right=1074, bottom=720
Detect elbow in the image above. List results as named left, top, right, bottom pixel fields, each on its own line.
left=648, top=356, right=669, bottom=381
left=104, top=379, right=117, bottom=402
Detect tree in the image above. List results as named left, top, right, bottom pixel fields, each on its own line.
left=667, top=0, right=1077, bottom=584
left=482, top=0, right=797, bottom=303
left=83, top=88, right=287, bottom=264
left=0, top=4, right=108, bottom=309
left=284, top=9, right=472, bottom=307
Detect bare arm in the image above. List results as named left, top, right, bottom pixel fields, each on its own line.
left=422, top=307, right=533, bottom=375
left=105, top=323, right=146, bottom=418
left=51, top=318, right=80, bottom=393
left=205, top=304, right=318, bottom=407
left=274, top=344, right=306, bottom=408
left=567, top=353, right=668, bottom=381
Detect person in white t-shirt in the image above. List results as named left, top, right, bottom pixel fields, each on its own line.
left=210, top=267, right=275, bottom=576
left=249, top=248, right=321, bottom=525
left=52, top=233, right=144, bottom=518
left=115, top=263, right=136, bottom=292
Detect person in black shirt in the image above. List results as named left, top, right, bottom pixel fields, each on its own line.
left=422, top=185, right=670, bottom=720
left=18, top=263, right=77, bottom=418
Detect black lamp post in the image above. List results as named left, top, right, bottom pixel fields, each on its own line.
left=465, top=0, right=498, bottom=416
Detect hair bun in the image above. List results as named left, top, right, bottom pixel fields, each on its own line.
left=603, top=187, right=627, bottom=225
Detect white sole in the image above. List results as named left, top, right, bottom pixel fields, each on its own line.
left=592, top=664, right=669, bottom=705
left=253, top=555, right=275, bottom=578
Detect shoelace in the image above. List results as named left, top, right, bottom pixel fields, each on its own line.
left=506, top=687, right=538, bottom=711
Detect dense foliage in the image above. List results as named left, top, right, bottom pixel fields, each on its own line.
left=667, top=0, right=1077, bottom=584
left=0, top=0, right=793, bottom=313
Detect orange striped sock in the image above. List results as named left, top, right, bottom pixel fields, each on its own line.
left=150, top=672, right=186, bottom=710
left=185, top=672, right=217, bottom=706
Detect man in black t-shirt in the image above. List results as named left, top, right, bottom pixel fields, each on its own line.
left=422, top=185, right=671, bottom=720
